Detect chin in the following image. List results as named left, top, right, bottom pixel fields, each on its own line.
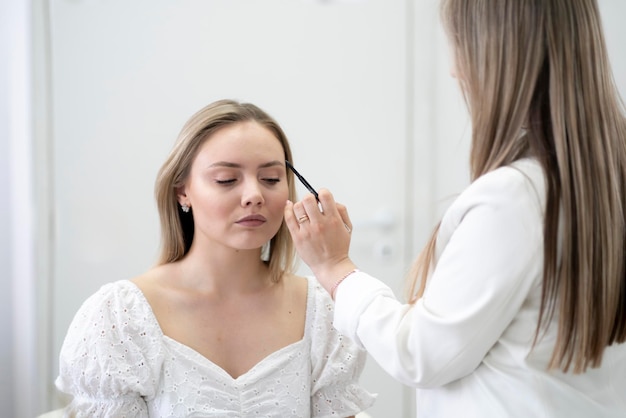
left=233, top=237, right=271, bottom=252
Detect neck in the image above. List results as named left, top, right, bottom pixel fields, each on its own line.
left=176, top=242, right=271, bottom=295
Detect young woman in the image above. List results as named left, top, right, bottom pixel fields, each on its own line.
left=55, top=99, right=375, bottom=417
left=285, top=0, right=626, bottom=416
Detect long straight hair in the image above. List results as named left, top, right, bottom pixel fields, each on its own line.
left=154, top=99, right=297, bottom=282
left=407, top=0, right=626, bottom=373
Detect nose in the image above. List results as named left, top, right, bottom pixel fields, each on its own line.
left=241, top=180, right=265, bottom=207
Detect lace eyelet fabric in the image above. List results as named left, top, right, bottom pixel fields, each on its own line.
left=56, top=277, right=376, bottom=417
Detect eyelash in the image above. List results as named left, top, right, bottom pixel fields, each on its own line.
left=215, top=178, right=281, bottom=185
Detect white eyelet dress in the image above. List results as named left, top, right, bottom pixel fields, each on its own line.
left=55, top=276, right=376, bottom=417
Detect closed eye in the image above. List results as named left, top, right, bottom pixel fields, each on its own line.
left=263, top=178, right=280, bottom=184
left=216, top=179, right=237, bottom=185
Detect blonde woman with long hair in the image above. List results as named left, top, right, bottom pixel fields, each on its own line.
left=56, top=99, right=375, bottom=417
left=285, top=0, right=626, bottom=416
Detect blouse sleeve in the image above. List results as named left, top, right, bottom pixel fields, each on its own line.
left=309, top=280, right=377, bottom=418
left=55, top=281, right=165, bottom=417
left=333, top=162, right=546, bottom=388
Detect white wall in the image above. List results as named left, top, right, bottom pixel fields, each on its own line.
left=599, top=1, right=626, bottom=98
left=45, top=1, right=415, bottom=417
left=3, top=1, right=625, bottom=417
left=1, top=1, right=39, bottom=418
left=0, top=2, right=17, bottom=415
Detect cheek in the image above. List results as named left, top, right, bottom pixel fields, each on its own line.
left=266, top=185, right=290, bottom=214
left=270, top=186, right=289, bottom=207
left=189, top=185, right=232, bottom=217
left=193, top=201, right=228, bottom=228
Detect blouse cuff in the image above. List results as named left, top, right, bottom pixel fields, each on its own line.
left=312, top=382, right=377, bottom=418
left=62, top=394, right=149, bottom=418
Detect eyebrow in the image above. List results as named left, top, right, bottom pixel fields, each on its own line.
left=207, top=160, right=284, bottom=169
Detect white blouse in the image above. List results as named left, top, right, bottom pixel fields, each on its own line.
left=333, top=159, right=626, bottom=417
left=56, top=276, right=375, bottom=417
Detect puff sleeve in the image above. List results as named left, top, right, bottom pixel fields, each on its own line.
left=55, top=281, right=165, bottom=417
left=309, top=280, right=376, bottom=418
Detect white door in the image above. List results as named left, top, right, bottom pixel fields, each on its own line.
left=46, top=1, right=413, bottom=416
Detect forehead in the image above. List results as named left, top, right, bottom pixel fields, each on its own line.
left=195, top=121, right=284, bottom=162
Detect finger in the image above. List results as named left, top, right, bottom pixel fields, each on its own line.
left=300, top=192, right=324, bottom=221
left=337, top=203, right=353, bottom=232
left=303, top=188, right=338, bottom=222
left=284, top=200, right=301, bottom=234
left=288, top=200, right=313, bottom=229
left=285, top=201, right=309, bottom=233
left=318, top=189, right=341, bottom=217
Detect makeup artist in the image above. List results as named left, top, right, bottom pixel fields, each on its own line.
left=284, top=0, right=626, bottom=417
left=55, top=99, right=375, bottom=417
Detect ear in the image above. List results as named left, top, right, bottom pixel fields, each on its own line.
left=176, top=186, right=189, bottom=206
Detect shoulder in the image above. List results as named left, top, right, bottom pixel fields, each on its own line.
left=101, top=279, right=150, bottom=310
left=443, top=158, right=545, bottom=227
left=77, top=279, right=149, bottom=320
left=57, top=279, right=165, bottom=403
left=130, top=263, right=182, bottom=317
left=464, top=158, right=544, bottom=206
left=435, top=158, right=546, bottom=264
left=284, top=272, right=309, bottom=303
left=130, top=263, right=172, bottom=294
left=62, top=279, right=162, bottom=352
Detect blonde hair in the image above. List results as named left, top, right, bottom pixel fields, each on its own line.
left=407, top=0, right=626, bottom=373
left=154, top=99, right=297, bottom=282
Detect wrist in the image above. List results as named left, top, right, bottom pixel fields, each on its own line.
left=313, top=259, right=357, bottom=291
left=330, top=268, right=359, bottom=300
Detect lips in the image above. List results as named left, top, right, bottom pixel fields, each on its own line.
left=236, top=214, right=267, bottom=226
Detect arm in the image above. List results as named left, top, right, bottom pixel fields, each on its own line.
left=288, top=164, right=545, bottom=388
left=55, top=282, right=164, bottom=417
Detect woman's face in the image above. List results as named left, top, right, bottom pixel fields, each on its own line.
left=178, top=121, right=289, bottom=252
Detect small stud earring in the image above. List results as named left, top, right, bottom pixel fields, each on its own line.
left=181, top=203, right=190, bottom=213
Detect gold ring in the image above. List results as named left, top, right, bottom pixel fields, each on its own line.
left=297, top=215, right=309, bottom=224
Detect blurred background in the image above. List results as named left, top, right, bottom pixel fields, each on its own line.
left=1, top=0, right=624, bottom=417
